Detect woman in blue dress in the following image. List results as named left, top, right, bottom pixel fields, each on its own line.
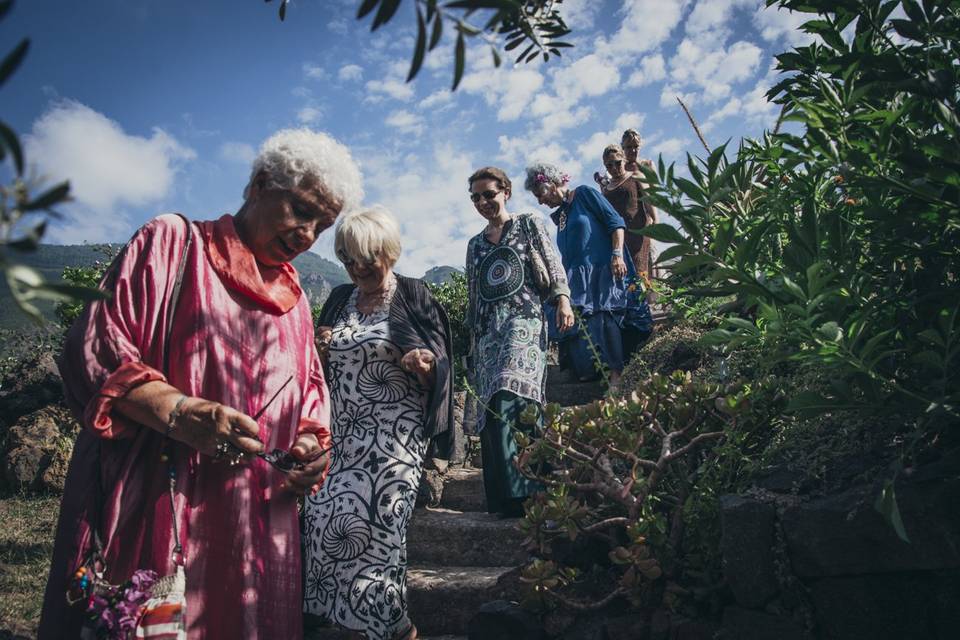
left=524, top=162, right=652, bottom=385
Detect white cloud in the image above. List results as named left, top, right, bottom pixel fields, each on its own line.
left=626, top=54, right=666, bottom=88
left=365, top=62, right=416, bottom=102
left=327, top=18, right=348, bottom=35
left=557, top=53, right=620, bottom=102
left=333, top=142, right=481, bottom=275
left=497, top=135, right=583, bottom=184
left=668, top=38, right=763, bottom=103
left=219, top=141, right=255, bottom=165
left=704, top=70, right=780, bottom=132
left=297, top=106, right=322, bottom=124
left=659, top=84, right=699, bottom=109
left=25, top=100, right=194, bottom=214
left=461, top=66, right=544, bottom=122
left=606, top=0, right=691, bottom=55
left=753, top=4, right=814, bottom=47
left=365, top=77, right=415, bottom=102
left=686, top=0, right=760, bottom=41
left=418, top=89, right=453, bottom=110
left=385, top=110, right=425, bottom=137
left=650, top=136, right=688, bottom=158
left=302, top=63, right=326, bottom=80
left=576, top=112, right=647, bottom=169
left=559, top=0, right=600, bottom=30
left=541, top=105, right=593, bottom=135
left=338, top=64, right=363, bottom=82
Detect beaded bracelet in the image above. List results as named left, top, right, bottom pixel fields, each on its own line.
left=166, top=394, right=188, bottom=438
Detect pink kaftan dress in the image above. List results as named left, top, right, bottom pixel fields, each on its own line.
left=38, top=213, right=331, bottom=640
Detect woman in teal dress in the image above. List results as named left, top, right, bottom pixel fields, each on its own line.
left=525, top=162, right=652, bottom=385
left=465, top=166, right=573, bottom=517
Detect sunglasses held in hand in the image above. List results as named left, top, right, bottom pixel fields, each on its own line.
left=217, top=375, right=332, bottom=474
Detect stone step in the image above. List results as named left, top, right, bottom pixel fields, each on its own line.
left=406, top=507, right=529, bottom=567
left=545, top=380, right=605, bottom=406
left=408, top=565, right=516, bottom=636
left=439, top=467, right=485, bottom=512
left=546, top=363, right=578, bottom=385
left=303, top=564, right=519, bottom=638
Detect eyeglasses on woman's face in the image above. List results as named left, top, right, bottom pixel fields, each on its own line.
left=604, top=159, right=624, bottom=169
left=470, top=190, right=501, bottom=203
left=336, top=251, right=377, bottom=268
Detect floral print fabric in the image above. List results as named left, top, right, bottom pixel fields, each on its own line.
left=302, top=289, right=428, bottom=640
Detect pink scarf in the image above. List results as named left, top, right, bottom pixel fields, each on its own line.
left=199, top=214, right=302, bottom=314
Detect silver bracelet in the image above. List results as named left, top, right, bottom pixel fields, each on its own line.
left=166, top=394, right=188, bottom=438
left=611, top=249, right=623, bottom=257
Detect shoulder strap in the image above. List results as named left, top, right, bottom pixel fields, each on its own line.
left=164, top=215, right=193, bottom=372
left=519, top=213, right=546, bottom=255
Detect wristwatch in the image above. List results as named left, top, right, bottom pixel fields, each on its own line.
left=611, top=249, right=623, bottom=258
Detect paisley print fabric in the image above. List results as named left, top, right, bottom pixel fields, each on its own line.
left=466, top=214, right=568, bottom=432
left=302, top=288, right=428, bottom=640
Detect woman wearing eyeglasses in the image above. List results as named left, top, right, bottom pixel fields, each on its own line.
left=304, top=207, right=453, bottom=640
left=465, top=166, right=573, bottom=518
left=525, top=162, right=651, bottom=386
left=601, top=144, right=656, bottom=287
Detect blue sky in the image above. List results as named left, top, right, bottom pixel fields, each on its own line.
left=4, top=0, right=813, bottom=275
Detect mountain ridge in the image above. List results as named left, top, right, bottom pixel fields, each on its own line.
left=0, top=244, right=461, bottom=330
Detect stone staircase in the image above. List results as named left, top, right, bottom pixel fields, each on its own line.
left=307, top=364, right=605, bottom=640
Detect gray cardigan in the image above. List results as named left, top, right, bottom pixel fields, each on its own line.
left=316, top=274, right=455, bottom=459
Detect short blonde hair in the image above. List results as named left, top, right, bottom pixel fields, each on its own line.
left=603, top=143, right=625, bottom=160
left=334, top=206, right=402, bottom=267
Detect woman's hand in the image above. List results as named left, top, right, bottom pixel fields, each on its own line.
left=316, top=325, right=333, bottom=359
left=283, top=433, right=331, bottom=495
left=611, top=255, right=627, bottom=280
left=170, top=398, right=264, bottom=459
left=401, top=348, right=437, bottom=387
left=555, top=295, right=575, bottom=333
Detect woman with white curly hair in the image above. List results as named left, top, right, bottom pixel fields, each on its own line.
left=525, top=162, right=651, bottom=385
left=303, top=207, right=454, bottom=640
left=41, top=128, right=362, bottom=640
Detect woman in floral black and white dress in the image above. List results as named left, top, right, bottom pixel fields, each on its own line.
left=303, top=207, right=453, bottom=640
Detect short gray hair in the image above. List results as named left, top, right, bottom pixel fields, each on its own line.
left=524, top=162, right=569, bottom=193
left=245, top=128, right=363, bottom=212
left=334, top=206, right=402, bottom=267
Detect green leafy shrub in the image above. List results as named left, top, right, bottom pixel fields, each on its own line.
left=639, top=0, right=960, bottom=451
left=514, top=371, right=770, bottom=613
left=55, top=251, right=112, bottom=331
left=426, top=271, right=469, bottom=390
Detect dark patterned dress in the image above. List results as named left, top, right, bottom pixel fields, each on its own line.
left=302, top=285, right=428, bottom=640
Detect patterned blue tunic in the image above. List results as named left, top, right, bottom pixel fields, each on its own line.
left=465, top=213, right=568, bottom=431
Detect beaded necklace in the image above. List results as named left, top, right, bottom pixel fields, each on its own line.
left=345, top=273, right=397, bottom=332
